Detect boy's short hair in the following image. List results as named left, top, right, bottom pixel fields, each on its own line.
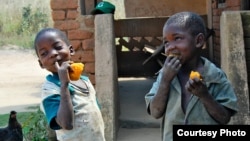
left=165, top=12, right=206, bottom=37
left=34, top=28, right=70, bottom=55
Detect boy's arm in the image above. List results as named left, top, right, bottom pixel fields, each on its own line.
left=199, top=93, right=232, bottom=124
left=185, top=78, right=233, bottom=124
left=149, top=57, right=181, bottom=119
left=149, top=78, right=171, bottom=119
left=55, top=82, right=74, bottom=130
left=55, top=62, right=74, bottom=130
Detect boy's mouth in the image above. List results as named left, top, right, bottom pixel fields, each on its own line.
left=167, top=52, right=181, bottom=58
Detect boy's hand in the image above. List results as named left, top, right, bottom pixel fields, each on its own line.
left=55, top=61, right=71, bottom=83
left=162, top=56, right=181, bottom=82
left=185, top=78, right=209, bottom=98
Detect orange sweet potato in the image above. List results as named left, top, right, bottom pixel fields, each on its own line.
left=189, top=71, right=201, bottom=80
left=69, top=63, right=84, bottom=81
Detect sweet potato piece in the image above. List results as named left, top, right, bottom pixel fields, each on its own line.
left=189, top=71, right=201, bottom=80
left=69, top=63, right=84, bottom=81
left=168, top=53, right=180, bottom=58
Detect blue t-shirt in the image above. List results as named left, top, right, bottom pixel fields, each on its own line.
left=40, top=74, right=105, bottom=141
left=145, top=57, right=238, bottom=141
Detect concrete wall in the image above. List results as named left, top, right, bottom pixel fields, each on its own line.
left=220, top=11, right=250, bottom=124
left=95, top=14, right=119, bottom=141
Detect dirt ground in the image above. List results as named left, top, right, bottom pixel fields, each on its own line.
left=0, top=47, right=161, bottom=141
left=0, top=47, right=49, bottom=114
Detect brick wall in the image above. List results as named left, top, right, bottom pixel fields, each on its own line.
left=50, top=0, right=96, bottom=85
left=211, top=0, right=241, bottom=66
left=49, top=0, right=245, bottom=82
left=49, top=0, right=246, bottom=83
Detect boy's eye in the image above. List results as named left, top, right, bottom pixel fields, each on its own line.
left=55, top=46, right=62, bottom=50
left=163, top=40, right=169, bottom=46
left=175, top=37, right=181, bottom=40
left=40, top=51, right=48, bottom=57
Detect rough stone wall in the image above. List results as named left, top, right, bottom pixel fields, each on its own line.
left=50, top=0, right=96, bottom=85
left=211, top=0, right=241, bottom=66
left=220, top=11, right=250, bottom=124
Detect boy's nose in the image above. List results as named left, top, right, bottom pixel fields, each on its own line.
left=165, top=43, right=176, bottom=53
left=50, top=49, right=58, bottom=58
left=167, top=42, right=176, bottom=49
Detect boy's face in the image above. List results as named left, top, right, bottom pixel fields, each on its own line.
left=163, top=23, right=198, bottom=64
left=36, top=32, right=74, bottom=73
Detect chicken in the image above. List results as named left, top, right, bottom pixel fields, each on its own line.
left=0, top=111, right=23, bottom=141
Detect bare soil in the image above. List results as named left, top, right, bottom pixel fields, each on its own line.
left=0, top=47, right=49, bottom=114
left=0, top=46, right=162, bottom=140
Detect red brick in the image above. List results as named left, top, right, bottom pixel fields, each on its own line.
left=52, top=10, right=66, bottom=20
left=54, top=20, right=80, bottom=30
left=214, top=45, right=221, bottom=52
left=214, top=37, right=220, bottom=44
left=212, top=9, right=222, bottom=16
left=212, top=0, right=218, bottom=9
left=87, top=73, right=96, bottom=85
left=84, top=16, right=95, bottom=28
left=71, top=49, right=83, bottom=63
left=82, top=39, right=94, bottom=50
left=67, top=10, right=79, bottom=19
left=226, top=6, right=241, bottom=11
left=212, top=22, right=220, bottom=30
left=226, top=0, right=241, bottom=7
left=70, top=40, right=81, bottom=50
left=214, top=47, right=221, bottom=54
left=70, top=49, right=95, bottom=63
left=84, top=62, right=95, bottom=73
left=213, top=52, right=220, bottom=66
left=68, top=30, right=93, bottom=40
left=212, top=15, right=220, bottom=23
left=67, top=0, right=78, bottom=9
left=214, top=30, right=220, bottom=37
left=51, top=0, right=78, bottom=10
left=81, top=50, right=95, bottom=63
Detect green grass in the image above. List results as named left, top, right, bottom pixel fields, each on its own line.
left=0, top=107, right=50, bottom=140
left=0, top=105, right=40, bottom=127
left=0, top=0, right=52, bottom=49
left=0, top=34, right=36, bottom=49
left=0, top=111, right=35, bottom=127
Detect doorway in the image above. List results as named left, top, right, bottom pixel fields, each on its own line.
left=117, top=77, right=161, bottom=141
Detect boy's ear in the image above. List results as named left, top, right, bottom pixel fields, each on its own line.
left=195, top=33, right=205, bottom=48
left=69, top=45, right=75, bottom=55
left=38, top=60, right=44, bottom=69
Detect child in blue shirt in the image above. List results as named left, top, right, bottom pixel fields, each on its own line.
left=145, top=12, right=238, bottom=141
left=34, top=28, right=105, bottom=141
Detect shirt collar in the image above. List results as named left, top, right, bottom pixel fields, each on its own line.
left=200, top=57, right=226, bottom=85
left=46, top=74, right=75, bottom=94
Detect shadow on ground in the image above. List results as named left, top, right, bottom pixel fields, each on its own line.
left=117, top=77, right=161, bottom=141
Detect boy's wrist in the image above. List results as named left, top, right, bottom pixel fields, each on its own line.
left=61, top=82, right=69, bottom=88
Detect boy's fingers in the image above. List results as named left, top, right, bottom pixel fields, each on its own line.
left=55, top=61, right=60, bottom=70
